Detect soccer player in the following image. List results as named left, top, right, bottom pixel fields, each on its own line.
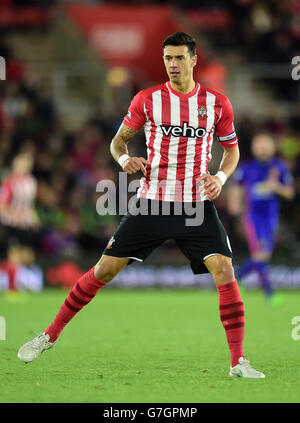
left=229, top=133, right=295, bottom=304
left=0, top=152, right=39, bottom=245
left=0, top=152, right=39, bottom=290
left=18, top=32, right=265, bottom=378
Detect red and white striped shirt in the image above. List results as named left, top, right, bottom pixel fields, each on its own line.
left=123, top=81, right=238, bottom=202
left=0, top=174, right=37, bottom=229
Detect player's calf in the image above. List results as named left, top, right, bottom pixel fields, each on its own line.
left=17, top=256, right=129, bottom=362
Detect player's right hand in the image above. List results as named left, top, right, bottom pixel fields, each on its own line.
left=198, top=173, right=222, bottom=201
left=122, top=157, right=151, bottom=176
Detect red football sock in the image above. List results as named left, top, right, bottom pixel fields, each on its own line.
left=217, top=280, right=245, bottom=367
left=1, top=260, right=17, bottom=291
left=45, top=267, right=106, bottom=342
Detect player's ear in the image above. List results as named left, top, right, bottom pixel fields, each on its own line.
left=192, top=54, right=197, bottom=68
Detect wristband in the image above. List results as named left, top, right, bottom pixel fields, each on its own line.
left=118, top=154, right=130, bottom=168
left=215, top=170, right=227, bottom=186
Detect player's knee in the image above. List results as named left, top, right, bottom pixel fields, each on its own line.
left=94, top=261, right=117, bottom=282
left=94, top=256, right=128, bottom=282
left=211, top=258, right=235, bottom=285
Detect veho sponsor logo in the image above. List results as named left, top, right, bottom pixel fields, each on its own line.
left=160, top=121, right=207, bottom=138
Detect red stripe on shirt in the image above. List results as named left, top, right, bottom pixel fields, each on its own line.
left=174, top=98, right=189, bottom=201
left=156, top=88, right=171, bottom=201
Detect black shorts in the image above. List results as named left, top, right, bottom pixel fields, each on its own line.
left=1, top=225, right=38, bottom=249
left=103, top=199, right=232, bottom=274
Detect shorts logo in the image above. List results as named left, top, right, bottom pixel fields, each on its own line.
left=126, top=111, right=132, bottom=119
left=198, top=106, right=208, bottom=119
left=160, top=121, right=207, bottom=138
left=106, top=236, right=115, bottom=249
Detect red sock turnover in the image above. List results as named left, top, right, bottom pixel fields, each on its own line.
left=45, top=267, right=106, bottom=342
left=217, top=280, right=245, bottom=367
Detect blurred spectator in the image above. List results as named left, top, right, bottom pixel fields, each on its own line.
left=0, top=244, right=43, bottom=292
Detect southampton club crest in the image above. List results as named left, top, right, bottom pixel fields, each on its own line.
left=106, top=236, right=115, bottom=249
left=198, top=106, right=208, bottom=119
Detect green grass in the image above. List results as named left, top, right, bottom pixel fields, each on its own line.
left=1, top=287, right=300, bottom=403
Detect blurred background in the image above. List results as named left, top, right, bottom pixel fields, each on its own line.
left=0, top=0, right=300, bottom=291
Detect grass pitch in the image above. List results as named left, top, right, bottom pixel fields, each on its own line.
left=1, top=287, right=300, bottom=403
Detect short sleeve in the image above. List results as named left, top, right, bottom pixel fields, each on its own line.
left=122, top=91, right=147, bottom=131
left=215, top=96, right=238, bottom=148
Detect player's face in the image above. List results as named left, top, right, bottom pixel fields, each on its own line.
left=251, top=135, right=276, bottom=161
left=13, top=154, right=34, bottom=175
left=163, top=45, right=196, bottom=84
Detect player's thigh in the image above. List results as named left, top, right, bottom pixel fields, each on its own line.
left=94, top=255, right=129, bottom=282
left=204, top=254, right=235, bottom=286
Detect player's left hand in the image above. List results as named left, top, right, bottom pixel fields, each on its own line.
left=198, top=174, right=223, bottom=201
left=263, top=179, right=280, bottom=193
left=264, top=168, right=280, bottom=193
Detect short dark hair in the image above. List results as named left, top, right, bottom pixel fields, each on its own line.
left=162, top=32, right=196, bottom=57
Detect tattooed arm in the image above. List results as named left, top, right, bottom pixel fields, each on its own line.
left=110, top=124, right=137, bottom=162
left=110, top=123, right=150, bottom=175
